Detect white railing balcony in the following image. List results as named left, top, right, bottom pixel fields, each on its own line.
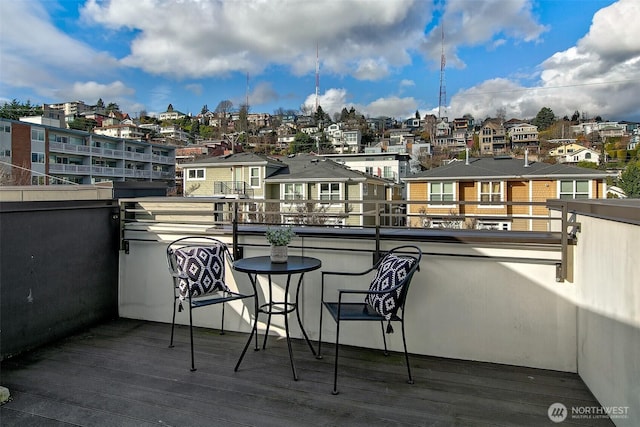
left=116, top=197, right=639, bottom=425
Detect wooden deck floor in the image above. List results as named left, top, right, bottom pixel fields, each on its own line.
left=1, top=318, right=611, bottom=426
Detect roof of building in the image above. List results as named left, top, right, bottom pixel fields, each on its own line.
left=403, top=157, right=611, bottom=181
left=266, top=153, right=388, bottom=183
left=188, top=152, right=285, bottom=169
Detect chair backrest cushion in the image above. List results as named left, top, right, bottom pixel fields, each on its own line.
left=174, top=245, right=230, bottom=299
left=365, top=254, right=416, bottom=319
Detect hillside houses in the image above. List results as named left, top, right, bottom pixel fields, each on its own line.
left=4, top=98, right=639, bottom=207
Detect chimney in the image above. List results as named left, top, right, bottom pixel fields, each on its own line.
left=524, top=148, right=529, bottom=167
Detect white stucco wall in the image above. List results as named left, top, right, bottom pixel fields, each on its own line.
left=119, top=227, right=577, bottom=373
left=573, top=215, right=640, bottom=427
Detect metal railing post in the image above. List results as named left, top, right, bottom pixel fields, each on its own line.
left=557, top=202, right=568, bottom=282
left=233, top=201, right=240, bottom=259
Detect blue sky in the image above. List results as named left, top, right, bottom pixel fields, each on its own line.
left=1, top=0, right=639, bottom=122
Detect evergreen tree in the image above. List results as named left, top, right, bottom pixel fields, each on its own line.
left=106, top=102, right=120, bottom=113
left=619, top=161, right=640, bottom=198
left=531, top=107, right=555, bottom=130
left=0, top=99, right=42, bottom=120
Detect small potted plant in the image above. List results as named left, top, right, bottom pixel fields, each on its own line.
left=266, top=226, right=296, bottom=263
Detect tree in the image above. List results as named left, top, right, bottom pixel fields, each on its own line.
left=68, top=117, right=97, bottom=131
left=496, top=107, right=506, bottom=122
left=531, top=107, right=555, bottom=131
left=576, top=161, right=597, bottom=169
left=0, top=99, right=42, bottom=120
left=215, top=100, right=233, bottom=132
left=415, top=110, right=421, bottom=120
left=618, top=161, right=640, bottom=198
left=201, top=104, right=209, bottom=114
left=314, top=105, right=330, bottom=127
left=215, top=100, right=233, bottom=115
left=96, top=98, right=105, bottom=108
left=106, top=102, right=120, bottom=113
left=570, top=110, right=580, bottom=122
left=290, top=132, right=315, bottom=154
left=237, top=103, right=249, bottom=133
left=339, top=107, right=349, bottom=122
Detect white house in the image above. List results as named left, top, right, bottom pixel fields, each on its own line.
left=557, top=147, right=601, bottom=165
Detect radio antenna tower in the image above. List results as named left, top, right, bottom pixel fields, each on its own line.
left=438, top=24, right=446, bottom=119
left=315, top=43, right=320, bottom=113
left=245, top=72, right=249, bottom=108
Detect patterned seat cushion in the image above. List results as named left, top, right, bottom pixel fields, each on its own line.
left=365, top=254, right=416, bottom=320
left=174, top=245, right=230, bottom=299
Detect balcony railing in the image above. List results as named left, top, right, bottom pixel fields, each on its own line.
left=2, top=195, right=638, bottom=424
left=119, top=197, right=573, bottom=278
left=213, top=181, right=255, bottom=198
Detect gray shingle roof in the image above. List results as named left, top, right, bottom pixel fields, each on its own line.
left=403, top=157, right=611, bottom=181
left=266, top=153, right=386, bottom=182
left=188, top=152, right=285, bottom=169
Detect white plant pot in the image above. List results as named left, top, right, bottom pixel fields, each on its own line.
left=270, top=245, right=288, bottom=263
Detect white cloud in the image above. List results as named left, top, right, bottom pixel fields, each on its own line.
left=422, top=0, right=548, bottom=68
left=448, top=0, right=640, bottom=121
left=48, top=81, right=138, bottom=114
left=80, top=0, right=431, bottom=80
left=360, top=96, right=419, bottom=119
left=303, top=88, right=417, bottom=120
left=354, top=59, right=390, bottom=81
left=0, top=1, right=119, bottom=91
left=303, top=88, right=348, bottom=117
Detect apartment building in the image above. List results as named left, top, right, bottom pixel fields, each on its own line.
left=0, top=119, right=175, bottom=187
left=507, top=123, right=539, bottom=149
left=403, top=156, right=610, bottom=231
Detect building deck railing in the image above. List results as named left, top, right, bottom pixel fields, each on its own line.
left=119, top=197, right=573, bottom=279
left=2, top=195, right=638, bottom=424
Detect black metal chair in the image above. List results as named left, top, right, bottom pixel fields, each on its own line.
left=166, top=236, right=255, bottom=371
left=317, top=245, right=422, bottom=394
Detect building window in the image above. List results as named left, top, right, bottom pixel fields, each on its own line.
left=31, top=176, right=45, bottom=185
left=2, top=124, right=10, bottom=133
left=559, top=180, right=589, bottom=199
left=249, top=167, right=260, bottom=187
left=319, top=182, right=340, bottom=201
left=479, top=181, right=502, bottom=203
left=283, top=183, right=304, bottom=200
left=31, top=129, right=45, bottom=142
left=477, top=221, right=511, bottom=231
left=187, top=169, right=205, bottom=180
left=31, top=152, right=45, bottom=164
left=429, top=182, right=454, bottom=202
left=49, top=134, right=68, bottom=143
